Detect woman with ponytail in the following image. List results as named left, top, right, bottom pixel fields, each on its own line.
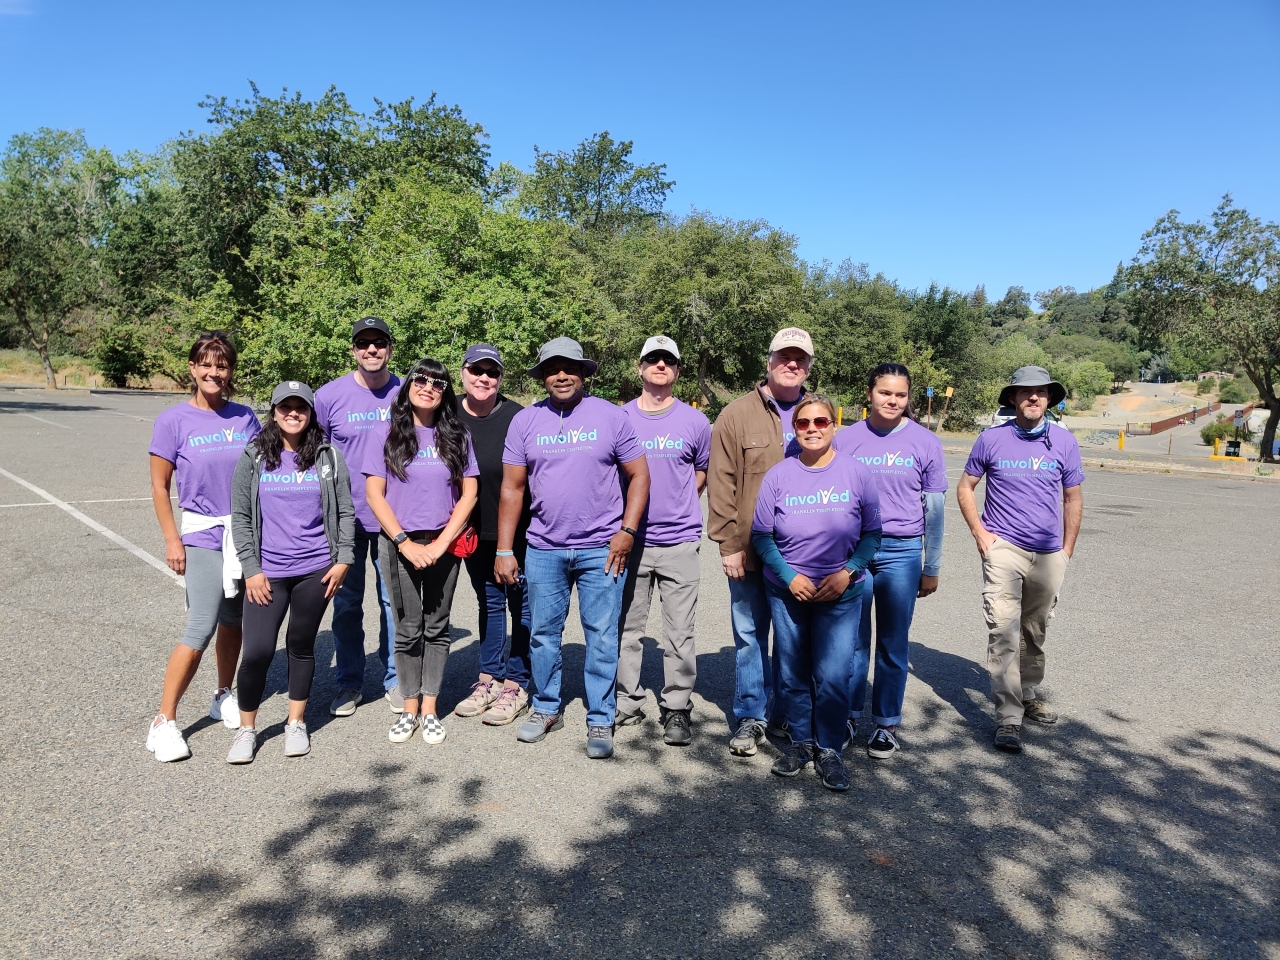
left=832, top=363, right=947, bottom=760
left=364, top=359, right=479, bottom=746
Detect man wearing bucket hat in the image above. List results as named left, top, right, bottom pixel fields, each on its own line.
left=957, top=365, right=1085, bottom=754
left=707, top=326, right=813, bottom=758
left=496, top=337, right=651, bottom=759
left=615, top=336, right=711, bottom=746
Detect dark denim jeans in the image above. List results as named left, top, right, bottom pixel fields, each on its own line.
left=464, top=540, right=531, bottom=688
left=728, top=568, right=779, bottom=725
left=524, top=546, right=625, bottom=727
left=331, top=531, right=397, bottom=693
left=851, top=535, right=921, bottom=728
left=765, top=578, right=863, bottom=752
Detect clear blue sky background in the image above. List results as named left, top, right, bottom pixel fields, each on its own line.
left=3, top=0, right=1277, bottom=300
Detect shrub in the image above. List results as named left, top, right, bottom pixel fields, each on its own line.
left=1200, top=415, right=1254, bottom=446
left=93, top=322, right=153, bottom=388
left=1217, top=377, right=1256, bottom=404
left=1196, top=377, right=1216, bottom=395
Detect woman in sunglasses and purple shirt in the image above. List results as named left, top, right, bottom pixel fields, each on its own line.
left=832, top=363, right=947, bottom=759
left=752, top=395, right=882, bottom=791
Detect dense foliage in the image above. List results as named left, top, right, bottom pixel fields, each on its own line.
left=2, top=84, right=1269, bottom=441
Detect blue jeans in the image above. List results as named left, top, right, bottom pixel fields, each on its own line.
left=765, top=579, right=863, bottom=752
left=851, top=536, right=921, bottom=728
left=524, top=546, right=625, bottom=727
left=729, top=569, right=778, bottom=724
left=465, top=541, right=532, bottom=688
left=331, top=531, right=397, bottom=693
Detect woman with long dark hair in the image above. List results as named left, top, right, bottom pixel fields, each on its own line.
left=227, top=381, right=354, bottom=764
left=832, top=363, right=947, bottom=759
left=146, top=331, right=260, bottom=762
left=751, top=395, right=882, bottom=791
left=365, top=359, right=479, bottom=746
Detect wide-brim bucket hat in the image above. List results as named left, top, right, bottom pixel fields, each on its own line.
left=526, top=336, right=599, bottom=379
left=999, top=365, right=1066, bottom=408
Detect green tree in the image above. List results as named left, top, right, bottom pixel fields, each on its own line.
left=1126, top=195, right=1280, bottom=460
left=522, top=132, right=673, bottom=236
left=0, top=129, right=118, bottom=387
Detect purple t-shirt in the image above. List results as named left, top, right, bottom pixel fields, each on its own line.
left=258, top=450, right=331, bottom=578
left=149, top=401, right=261, bottom=551
left=362, top=425, right=480, bottom=532
left=833, top=419, right=947, bottom=537
left=775, top=395, right=802, bottom=458
left=964, top=422, right=1084, bottom=553
left=503, top=395, right=644, bottom=550
left=314, top=372, right=402, bottom=534
left=752, top=453, right=883, bottom=588
left=623, top=399, right=711, bottom=546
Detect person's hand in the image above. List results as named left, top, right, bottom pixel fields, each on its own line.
left=421, top=539, right=448, bottom=567
left=917, top=574, right=940, bottom=598
left=164, top=537, right=186, bottom=576
left=322, top=563, right=350, bottom=599
left=398, top=539, right=433, bottom=570
left=606, top=530, right=634, bottom=578
left=974, top=528, right=998, bottom=558
left=722, top=551, right=747, bottom=581
left=245, top=572, right=272, bottom=606
left=813, top=569, right=851, bottom=602
left=788, top=574, right=817, bottom=601
left=494, top=553, right=521, bottom=585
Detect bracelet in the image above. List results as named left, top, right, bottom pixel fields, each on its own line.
left=620, top=526, right=637, bottom=537
left=495, top=550, right=515, bottom=557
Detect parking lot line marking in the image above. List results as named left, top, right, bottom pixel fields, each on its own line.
left=14, top=413, right=71, bottom=429
left=0, top=466, right=183, bottom=587
left=0, top=495, right=169, bottom=509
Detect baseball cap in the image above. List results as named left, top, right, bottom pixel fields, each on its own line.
left=352, top=316, right=392, bottom=341
left=463, top=343, right=504, bottom=371
left=639, top=335, right=681, bottom=362
left=769, top=327, right=814, bottom=357
left=271, top=380, right=316, bottom=408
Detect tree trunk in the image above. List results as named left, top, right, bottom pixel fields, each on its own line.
left=1260, top=399, right=1279, bottom=463
left=698, top=350, right=712, bottom=409
left=38, top=342, right=57, bottom=389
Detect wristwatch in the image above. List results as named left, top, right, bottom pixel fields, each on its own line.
left=393, top=531, right=409, bottom=546
left=620, top=526, right=638, bottom=537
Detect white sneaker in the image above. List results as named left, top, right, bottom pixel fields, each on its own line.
left=147, top=716, right=191, bottom=762
left=420, top=713, right=446, bottom=745
left=211, top=687, right=239, bottom=729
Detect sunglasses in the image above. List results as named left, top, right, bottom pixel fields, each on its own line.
left=466, top=364, right=503, bottom=379
left=354, top=338, right=390, bottom=351
left=794, top=417, right=833, bottom=430
left=410, top=375, right=449, bottom=391
left=641, top=352, right=680, bottom=367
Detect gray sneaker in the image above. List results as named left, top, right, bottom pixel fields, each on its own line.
left=729, top=719, right=767, bottom=757
left=516, top=711, right=563, bottom=743
left=226, top=727, right=257, bottom=765
left=586, top=725, right=614, bottom=759
left=330, top=689, right=362, bottom=717
left=284, top=720, right=310, bottom=757
left=385, top=686, right=405, bottom=714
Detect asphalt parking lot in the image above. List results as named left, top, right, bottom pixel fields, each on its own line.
left=2, top=386, right=1277, bottom=960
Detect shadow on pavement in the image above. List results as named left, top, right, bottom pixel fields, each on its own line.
left=165, top=698, right=1280, bottom=959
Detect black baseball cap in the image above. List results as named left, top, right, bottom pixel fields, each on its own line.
left=463, top=343, right=504, bottom=371
left=352, top=316, right=393, bottom=341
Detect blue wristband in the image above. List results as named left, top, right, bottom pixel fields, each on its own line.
left=495, top=550, right=514, bottom=557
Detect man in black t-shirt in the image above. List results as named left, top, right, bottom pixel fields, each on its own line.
left=453, top=344, right=533, bottom=725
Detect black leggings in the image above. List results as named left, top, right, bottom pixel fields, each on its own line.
left=237, top=567, right=332, bottom=711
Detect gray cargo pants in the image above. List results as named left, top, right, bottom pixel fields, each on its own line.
left=616, top=541, right=700, bottom=717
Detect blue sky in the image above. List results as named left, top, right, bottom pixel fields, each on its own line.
left=2, top=0, right=1277, bottom=300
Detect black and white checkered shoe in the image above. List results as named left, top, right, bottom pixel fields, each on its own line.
left=389, top=713, right=419, bottom=744
left=420, top=713, right=446, bottom=745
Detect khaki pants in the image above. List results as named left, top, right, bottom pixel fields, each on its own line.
left=616, top=541, right=700, bottom=716
left=980, top=539, right=1069, bottom=725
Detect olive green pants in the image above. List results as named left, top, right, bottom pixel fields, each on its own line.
left=980, top=539, right=1069, bottom=726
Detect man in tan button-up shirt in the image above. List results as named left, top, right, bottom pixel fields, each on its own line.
left=707, top=327, right=812, bottom=758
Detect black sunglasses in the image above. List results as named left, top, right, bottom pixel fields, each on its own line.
left=465, top=363, right=503, bottom=378
left=410, top=374, right=449, bottom=391
left=354, top=337, right=390, bottom=351
left=641, top=352, right=680, bottom=367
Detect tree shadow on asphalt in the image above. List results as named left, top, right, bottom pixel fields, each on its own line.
left=164, top=657, right=1280, bottom=959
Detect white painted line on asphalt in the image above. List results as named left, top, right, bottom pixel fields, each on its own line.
left=0, top=466, right=183, bottom=587
left=14, top=413, right=71, bottom=429
left=0, top=495, right=170, bottom=509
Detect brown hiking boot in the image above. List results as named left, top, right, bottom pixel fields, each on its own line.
left=455, top=679, right=499, bottom=718
left=482, top=685, right=529, bottom=726
left=1022, top=699, right=1059, bottom=725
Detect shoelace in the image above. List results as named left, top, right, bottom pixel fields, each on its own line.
left=588, top=726, right=611, bottom=739
left=467, top=680, right=491, bottom=698
left=492, top=687, right=519, bottom=706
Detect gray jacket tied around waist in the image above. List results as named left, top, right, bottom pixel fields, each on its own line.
left=231, top=441, right=356, bottom=579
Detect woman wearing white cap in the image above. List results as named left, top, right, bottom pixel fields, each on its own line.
left=226, top=381, right=355, bottom=764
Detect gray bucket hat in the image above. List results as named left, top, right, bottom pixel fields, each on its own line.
left=526, top=336, right=599, bottom=378
left=999, top=366, right=1066, bottom=408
